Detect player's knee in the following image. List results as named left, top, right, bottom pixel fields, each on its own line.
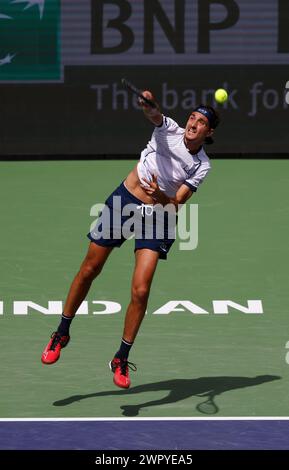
left=80, top=262, right=103, bottom=281
left=131, top=284, right=150, bottom=304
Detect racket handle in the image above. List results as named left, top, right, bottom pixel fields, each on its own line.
left=121, top=78, right=157, bottom=108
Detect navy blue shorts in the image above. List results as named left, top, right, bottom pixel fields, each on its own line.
left=87, top=182, right=177, bottom=260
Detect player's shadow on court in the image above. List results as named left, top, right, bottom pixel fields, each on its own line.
left=53, top=375, right=280, bottom=416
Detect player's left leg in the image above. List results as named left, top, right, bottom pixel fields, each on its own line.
left=110, top=248, right=160, bottom=388
left=41, top=243, right=113, bottom=365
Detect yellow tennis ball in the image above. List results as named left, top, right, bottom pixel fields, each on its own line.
left=214, top=88, right=228, bottom=104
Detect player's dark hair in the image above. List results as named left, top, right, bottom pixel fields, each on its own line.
left=205, top=136, right=214, bottom=145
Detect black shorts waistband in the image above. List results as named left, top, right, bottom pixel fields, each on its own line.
left=120, top=181, right=151, bottom=206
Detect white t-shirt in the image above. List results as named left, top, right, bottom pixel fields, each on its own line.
left=137, top=116, right=211, bottom=197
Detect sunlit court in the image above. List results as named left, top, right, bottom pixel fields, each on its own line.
left=0, top=0, right=289, bottom=459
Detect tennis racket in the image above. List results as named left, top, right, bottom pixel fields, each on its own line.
left=121, top=78, right=157, bottom=108
left=196, top=392, right=219, bottom=415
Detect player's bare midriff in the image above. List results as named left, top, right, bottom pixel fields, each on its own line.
left=124, top=165, right=155, bottom=204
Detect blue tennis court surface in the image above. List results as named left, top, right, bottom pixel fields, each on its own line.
left=1, top=419, right=289, bottom=450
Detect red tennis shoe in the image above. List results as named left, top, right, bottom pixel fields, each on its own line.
left=109, top=357, right=137, bottom=389
left=41, top=332, right=70, bottom=365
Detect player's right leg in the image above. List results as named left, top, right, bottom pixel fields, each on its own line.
left=110, top=248, right=160, bottom=388
left=41, top=243, right=113, bottom=364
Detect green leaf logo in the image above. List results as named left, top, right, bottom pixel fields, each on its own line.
left=0, top=0, right=60, bottom=81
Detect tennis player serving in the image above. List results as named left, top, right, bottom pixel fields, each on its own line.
left=41, top=88, right=220, bottom=389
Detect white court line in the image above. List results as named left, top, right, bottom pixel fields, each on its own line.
left=0, top=417, right=289, bottom=422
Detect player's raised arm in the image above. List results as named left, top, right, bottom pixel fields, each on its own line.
left=139, top=90, right=163, bottom=126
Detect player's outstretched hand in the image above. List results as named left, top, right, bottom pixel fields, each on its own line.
left=139, top=91, right=162, bottom=125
